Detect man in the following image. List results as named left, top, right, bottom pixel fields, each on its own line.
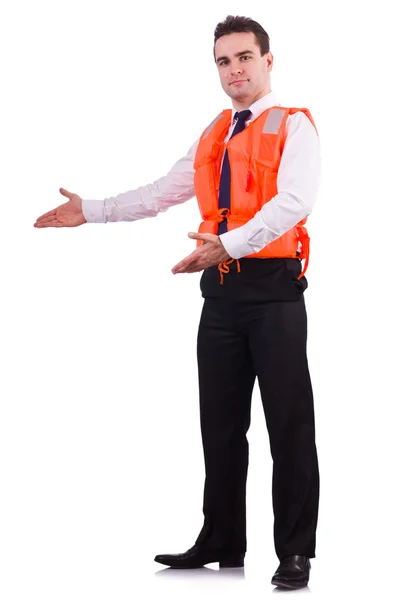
left=34, top=15, right=321, bottom=590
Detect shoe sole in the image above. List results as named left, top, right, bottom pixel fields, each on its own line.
left=271, top=578, right=309, bottom=590
left=154, top=557, right=244, bottom=569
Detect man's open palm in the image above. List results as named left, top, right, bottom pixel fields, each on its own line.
left=34, top=188, right=87, bottom=228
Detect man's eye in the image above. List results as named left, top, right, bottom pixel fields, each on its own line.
left=241, top=56, right=250, bottom=60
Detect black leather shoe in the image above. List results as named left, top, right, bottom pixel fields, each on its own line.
left=271, top=555, right=311, bottom=589
left=154, top=544, right=245, bottom=569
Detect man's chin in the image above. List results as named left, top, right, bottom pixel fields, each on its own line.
left=228, top=89, right=248, bottom=100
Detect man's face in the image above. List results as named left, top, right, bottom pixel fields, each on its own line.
left=214, top=32, right=273, bottom=107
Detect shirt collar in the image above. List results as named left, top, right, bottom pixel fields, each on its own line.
left=231, top=90, right=279, bottom=122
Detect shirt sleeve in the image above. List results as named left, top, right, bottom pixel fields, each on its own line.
left=81, top=139, right=199, bottom=223
left=219, top=111, right=322, bottom=258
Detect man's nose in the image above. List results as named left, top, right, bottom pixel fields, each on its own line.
left=230, top=63, right=243, bottom=76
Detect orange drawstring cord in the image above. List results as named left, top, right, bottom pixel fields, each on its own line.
left=299, top=253, right=309, bottom=279
left=218, top=258, right=241, bottom=284
left=296, top=226, right=310, bottom=280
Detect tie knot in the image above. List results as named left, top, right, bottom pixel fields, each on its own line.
left=234, top=109, right=252, bottom=124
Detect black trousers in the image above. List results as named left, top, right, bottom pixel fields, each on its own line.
left=194, top=258, right=319, bottom=560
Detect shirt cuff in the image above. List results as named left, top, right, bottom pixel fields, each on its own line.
left=81, top=200, right=106, bottom=223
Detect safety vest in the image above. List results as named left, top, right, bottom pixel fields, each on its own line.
left=193, top=106, right=317, bottom=282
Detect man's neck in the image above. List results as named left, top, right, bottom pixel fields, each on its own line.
left=232, top=89, right=273, bottom=113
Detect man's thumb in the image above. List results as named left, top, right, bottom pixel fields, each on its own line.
left=188, top=232, right=213, bottom=242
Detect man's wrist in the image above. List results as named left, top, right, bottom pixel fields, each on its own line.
left=218, top=237, right=231, bottom=259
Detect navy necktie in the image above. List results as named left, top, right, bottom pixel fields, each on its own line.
left=217, top=109, right=252, bottom=235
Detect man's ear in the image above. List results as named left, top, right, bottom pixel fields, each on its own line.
left=266, top=51, right=274, bottom=72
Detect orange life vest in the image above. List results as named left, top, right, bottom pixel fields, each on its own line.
left=193, top=106, right=317, bottom=283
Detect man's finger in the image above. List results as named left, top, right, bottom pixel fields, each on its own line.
left=176, top=262, right=200, bottom=274
left=34, top=217, right=61, bottom=228
left=172, top=261, right=189, bottom=273
left=59, top=187, right=73, bottom=199
left=35, top=209, right=57, bottom=222
left=174, top=257, right=212, bottom=273
left=172, top=250, right=202, bottom=273
left=184, top=262, right=208, bottom=274
left=35, top=215, right=58, bottom=225
left=188, top=232, right=217, bottom=243
left=172, top=257, right=197, bottom=273
left=185, top=264, right=205, bottom=273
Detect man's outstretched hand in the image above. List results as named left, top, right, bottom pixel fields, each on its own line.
left=34, top=188, right=87, bottom=228
left=172, top=232, right=231, bottom=274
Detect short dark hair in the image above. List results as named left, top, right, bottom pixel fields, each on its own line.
left=213, top=15, right=270, bottom=59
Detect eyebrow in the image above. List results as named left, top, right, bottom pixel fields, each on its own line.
left=215, top=50, right=254, bottom=65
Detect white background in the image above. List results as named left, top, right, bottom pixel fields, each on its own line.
left=1, top=0, right=396, bottom=598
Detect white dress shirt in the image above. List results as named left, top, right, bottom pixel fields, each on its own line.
left=82, top=91, right=321, bottom=259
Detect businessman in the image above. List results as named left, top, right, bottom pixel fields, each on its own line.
left=34, top=15, right=321, bottom=590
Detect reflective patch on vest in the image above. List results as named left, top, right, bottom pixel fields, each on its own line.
left=263, top=108, right=287, bottom=134
left=203, top=113, right=224, bottom=139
